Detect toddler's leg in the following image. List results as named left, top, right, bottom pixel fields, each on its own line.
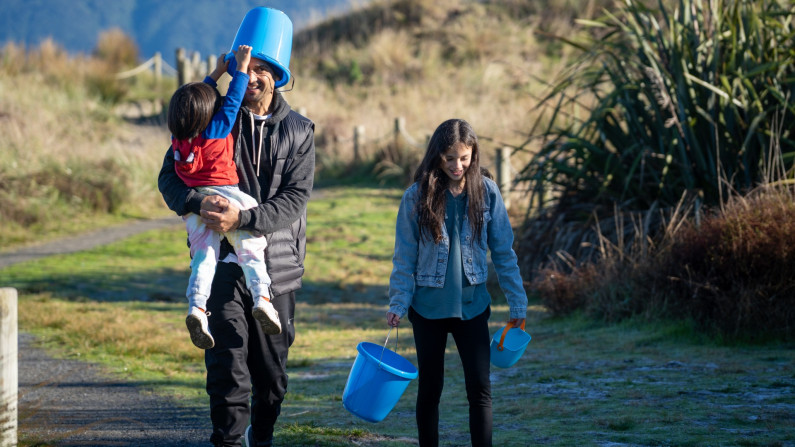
left=227, top=230, right=280, bottom=335
left=183, top=214, right=219, bottom=349
left=185, top=214, right=221, bottom=308
left=204, top=185, right=280, bottom=335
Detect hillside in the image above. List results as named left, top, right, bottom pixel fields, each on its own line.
left=0, top=0, right=369, bottom=65
left=287, top=0, right=610, bottom=175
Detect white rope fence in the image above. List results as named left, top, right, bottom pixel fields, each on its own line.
left=115, top=52, right=177, bottom=80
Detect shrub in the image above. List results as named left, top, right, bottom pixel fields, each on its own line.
left=93, top=28, right=139, bottom=71
left=0, top=159, right=131, bottom=221
left=518, top=0, right=795, bottom=339
left=531, top=187, right=795, bottom=341
left=518, top=0, right=795, bottom=215
left=663, top=189, right=795, bottom=340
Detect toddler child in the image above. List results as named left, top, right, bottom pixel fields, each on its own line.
left=167, top=45, right=281, bottom=349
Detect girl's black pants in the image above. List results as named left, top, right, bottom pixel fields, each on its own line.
left=409, top=306, right=492, bottom=447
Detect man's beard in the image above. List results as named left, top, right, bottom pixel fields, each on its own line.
left=244, top=81, right=269, bottom=108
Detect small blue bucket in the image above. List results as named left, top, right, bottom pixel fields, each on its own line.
left=490, top=321, right=531, bottom=368
left=225, top=7, right=293, bottom=87
left=342, top=337, right=417, bottom=422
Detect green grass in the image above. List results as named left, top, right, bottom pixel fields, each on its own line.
left=2, top=185, right=794, bottom=446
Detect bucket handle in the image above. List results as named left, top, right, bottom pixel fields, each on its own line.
left=496, top=319, right=526, bottom=352
left=379, top=326, right=399, bottom=366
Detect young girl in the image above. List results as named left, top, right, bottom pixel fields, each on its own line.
left=168, top=45, right=281, bottom=350
left=386, top=119, right=527, bottom=447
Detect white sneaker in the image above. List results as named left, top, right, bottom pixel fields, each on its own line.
left=186, top=306, right=214, bottom=349
left=252, top=297, right=281, bottom=335
left=243, top=425, right=254, bottom=447
left=243, top=424, right=273, bottom=447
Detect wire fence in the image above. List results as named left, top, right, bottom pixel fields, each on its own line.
left=114, top=52, right=177, bottom=81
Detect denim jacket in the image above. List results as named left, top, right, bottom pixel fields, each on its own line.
left=388, top=177, right=528, bottom=320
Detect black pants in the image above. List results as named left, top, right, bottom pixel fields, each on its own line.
left=205, top=262, right=296, bottom=447
left=409, top=306, right=492, bottom=447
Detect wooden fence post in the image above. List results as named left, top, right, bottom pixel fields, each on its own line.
left=153, top=52, right=162, bottom=85
left=191, top=51, right=201, bottom=82
left=497, top=146, right=512, bottom=210
left=176, top=48, right=186, bottom=86
left=0, top=288, right=17, bottom=447
left=394, top=117, right=406, bottom=150
left=207, top=54, right=216, bottom=76
left=353, top=125, right=365, bottom=162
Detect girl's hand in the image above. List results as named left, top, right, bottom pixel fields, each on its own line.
left=386, top=312, right=401, bottom=327
left=507, top=318, right=525, bottom=329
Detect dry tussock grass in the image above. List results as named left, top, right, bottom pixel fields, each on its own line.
left=0, top=37, right=169, bottom=247
left=663, top=189, right=795, bottom=339
left=21, top=298, right=201, bottom=365
left=530, top=187, right=795, bottom=340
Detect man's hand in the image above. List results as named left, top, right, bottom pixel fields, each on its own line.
left=209, top=54, right=230, bottom=82
left=200, top=195, right=240, bottom=232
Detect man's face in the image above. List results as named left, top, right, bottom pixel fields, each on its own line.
left=244, top=57, right=279, bottom=107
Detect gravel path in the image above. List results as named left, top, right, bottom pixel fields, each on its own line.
left=19, top=333, right=209, bottom=446
left=4, top=217, right=214, bottom=446
left=0, top=216, right=182, bottom=269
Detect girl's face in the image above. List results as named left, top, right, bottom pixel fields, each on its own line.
left=440, top=142, right=473, bottom=185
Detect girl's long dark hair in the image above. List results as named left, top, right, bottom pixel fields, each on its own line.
left=414, top=119, right=488, bottom=244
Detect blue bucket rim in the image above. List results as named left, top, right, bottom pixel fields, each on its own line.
left=223, top=53, right=292, bottom=88
left=357, top=341, right=418, bottom=380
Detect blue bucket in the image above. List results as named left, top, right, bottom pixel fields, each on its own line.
left=490, top=322, right=531, bottom=368
left=225, top=7, right=293, bottom=87
left=342, top=341, right=418, bottom=422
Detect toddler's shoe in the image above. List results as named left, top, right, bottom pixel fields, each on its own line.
left=252, top=297, right=281, bottom=335
left=186, top=306, right=214, bottom=349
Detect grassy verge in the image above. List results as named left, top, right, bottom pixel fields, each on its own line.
left=1, top=186, right=793, bottom=446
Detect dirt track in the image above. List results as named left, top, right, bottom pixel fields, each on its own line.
left=0, top=216, right=182, bottom=269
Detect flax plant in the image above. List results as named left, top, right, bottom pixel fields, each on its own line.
left=519, top=0, right=795, bottom=214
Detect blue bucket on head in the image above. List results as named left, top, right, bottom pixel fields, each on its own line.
left=342, top=340, right=418, bottom=422
left=490, top=321, right=531, bottom=368
left=225, top=7, right=293, bottom=87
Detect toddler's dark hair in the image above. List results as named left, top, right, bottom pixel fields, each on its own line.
left=168, top=82, right=222, bottom=141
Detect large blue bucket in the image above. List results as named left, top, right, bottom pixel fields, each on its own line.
left=225, top=7, right=293, bottom=87
left=490, top=321, right=531, bottom=368
left=342, top=341, right=418, bottom=422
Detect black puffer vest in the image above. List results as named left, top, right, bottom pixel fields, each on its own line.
left=219, top=93, right=313, bottom=296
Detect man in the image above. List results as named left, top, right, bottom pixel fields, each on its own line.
left=158, top=40, right=315, bottom=447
